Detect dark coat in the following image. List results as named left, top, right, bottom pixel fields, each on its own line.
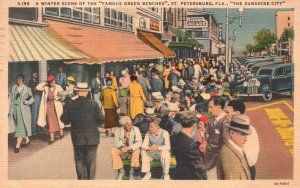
left=61, top=97, right=103, bottom=145
left=171, top=131, right=206, bottom=180
left=204, top=115, right=227, bottom=170
left=160, top=114, right=181, bottom=134
left=151, top=77, right=164, bottom=94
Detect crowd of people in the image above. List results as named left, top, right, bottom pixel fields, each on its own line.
left=9, top=56, right=259, bottom=180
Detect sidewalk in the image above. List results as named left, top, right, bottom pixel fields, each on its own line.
left=8, top=128, right=116, bottom=180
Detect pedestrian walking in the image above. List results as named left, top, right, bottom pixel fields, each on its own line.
left=101, top=78, right=119, bottom=137
left=61, top=82, right=103, bottom=180
left=36, top=75, right=65, bottom=144
left=9, top=74, right=34, bottom=153
left=128, top=74, right=146, bottom=119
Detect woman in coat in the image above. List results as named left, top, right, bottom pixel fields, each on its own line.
left=36, top=75, right=65, bottom=144
left=128, top=75, right=146, bottom=119
left=10, top=74, right=34, bottom=153
left=101, top=78, right=119, bottom=137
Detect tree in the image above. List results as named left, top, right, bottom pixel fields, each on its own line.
left=253, top=28, right=276, bottom=55
left=280, top=27, right=294, bottom=42
left=245, top=44, right=254, bottom=55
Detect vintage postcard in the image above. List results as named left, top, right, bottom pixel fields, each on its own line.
left=0, top=0, right=299, bottom=187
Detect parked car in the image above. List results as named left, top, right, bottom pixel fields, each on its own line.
left=235, top=63, right=293, bottom=101
left=250, top=61, right=283, bottom=76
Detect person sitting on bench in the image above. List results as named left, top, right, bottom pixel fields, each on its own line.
left=141, top=117, right=171, bottom=180
left=111, top=116, right=142, bottom=180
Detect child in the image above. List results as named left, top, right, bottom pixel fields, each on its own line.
left=196, top=116, right=208, bottom=154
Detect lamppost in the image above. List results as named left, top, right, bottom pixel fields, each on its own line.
left=225, top=8, right=244, bottom=74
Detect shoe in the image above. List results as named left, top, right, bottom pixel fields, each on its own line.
left=14, top=147, right=20, bottom=153
left=142, top=172, right=151, bottom=180
left=48, top=140, right=54, bottom=145
left=116, top=172, right=124, bottom=180
left=129, top=168, right=135, bottom=180
left=105, top=130, right=109, bottom=136
left=163, top=174, right=170, bottom=180
left=25, top=140, right=30, bottom=147
left=60, top=135, right=64, bottom=139
left=110, top=133, right=115, bottom=137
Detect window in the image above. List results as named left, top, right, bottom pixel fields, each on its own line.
left=104, top=8, right=111, bottom=25
left=60, top=8, right=71, bottom=18
left=123, top=14, right=127, bottom=30
left=149, top=7, right=158, bottom=12
left=286, top=66, right=292, bottom=74
left=139, top=17, right=146, bottom=28
left=258, top=69, right=273, bottom=76
left=288, top=23, right=290, bottom=27
left=83, top=8, right=91, bottom=22
left=45, top=8, right=59, bottom=16
left=92, top=8, right=100, bottom=24
left=127, top=15, right=133, bottom=31
left=117, top=12, right=123, bottom=28
left=73, top=8, right=82, bottom=20
left=275, top=68, right=284, bottom=76
left=288, top=16, right=290, bottom=20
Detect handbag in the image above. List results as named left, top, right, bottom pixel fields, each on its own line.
left=119, top=89, right=128, bottom=97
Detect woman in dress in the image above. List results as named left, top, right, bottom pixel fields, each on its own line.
left=10, top=74, right=34, bottom=153
left=101, top=78, right=119, bottom=137
left=128, top=74, right=146, bottom=119
left=36, top=75, right=64, bottom=144
left=64, top=76, right=78, bottom=105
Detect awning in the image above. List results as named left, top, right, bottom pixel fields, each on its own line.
left=9, top=24, right=87, bottom=62
left=138, top=31, right=176, bottom=58
left=168, top=26, right=203, bottom=49
left=45, top=20, right=164, bottom=64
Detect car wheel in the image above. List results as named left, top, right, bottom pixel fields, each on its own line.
left=263, top=91, right=272, bottom=102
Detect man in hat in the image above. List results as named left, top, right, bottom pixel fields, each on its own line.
left=170, top=111, right=207, bottom=180
left=153, top=95, right=167, bottom=118
left=61, top=83, right=103, bottom=180
left=133, top=107, right=155, bottom=134
left=216, top=115, right=252, bottom=180
left=150, top=69, right=165, bottom=95
left=118, top=70, right=131, bottom=115
left=205, top=96, right=227, bottom=179
left=225, top=99, right=259, bottom=180
left=141, top=118, right=171, bottom=180
left=160, top=103, right=180, bottom=135
left=112, top=116, right=142, bottom=180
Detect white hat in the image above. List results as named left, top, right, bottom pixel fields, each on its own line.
left=172, top=86, right=182, bottom=93
left=152, top=92, right=162, bottom=98
left=201, top=92, right=211, bottom=100
left=216, top=85, right=223, bottom=90
left=149, top=63, right=154, bottom=67
left=225, top=115, right=252, bottom=135
left=154, top=95, right=164, bottom=102
left=121, top=70, right=128, bottom=75
left=145, top=108, right=155, bottom=116
left=74, top=82, right=91, bottom=92
left=166, top=103, right=179, bottom=112
left=178, top=79, right=186, bottom=86
left=119, top=116, right=132, bottom=125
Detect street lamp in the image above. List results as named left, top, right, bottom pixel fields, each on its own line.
left=225, top=8, right=244, bottom=74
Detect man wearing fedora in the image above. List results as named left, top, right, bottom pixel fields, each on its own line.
left=61, top=82, right=103, bottom=180
left=216, top=115, right=252, bottom=180
left=141, top=118, right=171, bottom=180
left=225, top=99, right=259, bottom=180
left=153, top=95, right=167, bottom=118
left=160, top=103, right=181, bottom=135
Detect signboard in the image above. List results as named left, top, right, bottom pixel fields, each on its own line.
left=184, top=17, right=208, bottom=28
left=150, top=20, right=159, bottom=31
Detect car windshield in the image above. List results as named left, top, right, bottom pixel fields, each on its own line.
left=251, top=67, right=259, bottom=74
left=258, top=69, right=273, bottom=76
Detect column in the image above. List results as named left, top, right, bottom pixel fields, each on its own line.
left=39, top=60, right=47, bottom=82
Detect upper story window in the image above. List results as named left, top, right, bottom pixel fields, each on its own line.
left=9, top=8, right=38, bottom=22
left=104, top=8, right=133, bottom=31
left=139, top=17, right=146, bottom=28
left=45, top=7, right=101, bottom=25
left=149, top=7, right=158, bottom=13
left=288, top=16, right=290, bottom=20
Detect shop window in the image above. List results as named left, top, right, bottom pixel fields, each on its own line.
left=73, top=8, right=82, bottom=20
left=61, top=8, right=71, bottom=18
left=45, top=8, right=59, bottom=16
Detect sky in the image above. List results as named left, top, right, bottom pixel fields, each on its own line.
left=205, top=8, right=291, bottom=53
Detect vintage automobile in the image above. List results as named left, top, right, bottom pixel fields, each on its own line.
left=250, top=61, right=283, bottom=76
left=234, top=63, right=293, bottom=101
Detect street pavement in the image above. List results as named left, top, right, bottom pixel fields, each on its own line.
left=8, top=97, right=294, bottom=180
left=8, top=128, right=117, bottom=180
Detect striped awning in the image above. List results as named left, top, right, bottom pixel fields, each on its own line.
left=9, top=24, right=87, bottom=62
